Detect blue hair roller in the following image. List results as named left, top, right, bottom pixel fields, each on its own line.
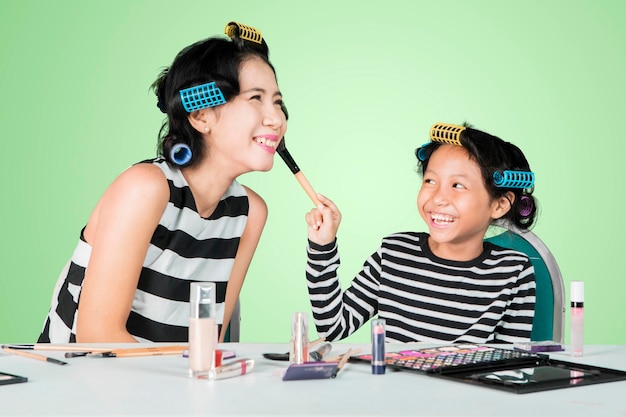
left=493, top=170, right=535, bottom=189
left=179, top=82, right=226, bottom=112
left=417, top=143, right=430, bottom=161
left=170, top=143, right=192, bottom=166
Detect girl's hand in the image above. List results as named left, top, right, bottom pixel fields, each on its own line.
left=305, top=194, right=341, bottom=246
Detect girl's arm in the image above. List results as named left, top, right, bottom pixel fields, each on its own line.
left=306, top=240, right=381, bottom=341
left=76, top=164, right=169, bottom=342
left=495, top=260, right=537, bottom=343
left=219, top=186, right=268, bottom=342
left=305, top=195, right=380, bottom=341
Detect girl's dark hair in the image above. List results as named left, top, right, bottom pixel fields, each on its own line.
left=152, top=35, right=274, bottom=167
left=416, top=123, right=538, bottom=229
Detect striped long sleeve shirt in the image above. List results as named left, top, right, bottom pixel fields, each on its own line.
left=306, top=232, right=535, bottom=344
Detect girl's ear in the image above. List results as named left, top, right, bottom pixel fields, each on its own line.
left=491, top=191, right=515, bottom=220
left=187, top=108, right=215, bottom=134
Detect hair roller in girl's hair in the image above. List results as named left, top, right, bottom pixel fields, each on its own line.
left=519, top=195, right=534, bottom=217
left=170, top=143, right=193, bottom=166
left=429, top=122, right=466, bottom=146
left=225, top=21, right=263, bottom=44
left=417, top=143, right=430, bottom=161
left=179, top=82, right=226, bottom=113
left=493, top=170, right=535, bottom=189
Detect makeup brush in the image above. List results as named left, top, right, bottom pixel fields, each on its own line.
left=277, top=137, right=321, bottom=206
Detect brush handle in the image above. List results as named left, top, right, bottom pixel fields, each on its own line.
left=294, top=172, right=321, bottom=206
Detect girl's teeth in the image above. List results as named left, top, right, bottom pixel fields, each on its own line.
left=432, top=214, right=453, bottom=223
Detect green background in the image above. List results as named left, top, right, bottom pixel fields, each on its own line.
left=1, top=0, right=625, bottom=345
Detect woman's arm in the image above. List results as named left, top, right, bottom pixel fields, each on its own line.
left=219, top=186, right=268, bottom=342
left=76, top=164, right=169, bottom=342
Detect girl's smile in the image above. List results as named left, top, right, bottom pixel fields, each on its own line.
left=417, top=144, right=504, bottom=260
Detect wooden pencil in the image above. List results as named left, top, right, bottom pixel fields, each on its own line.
left=87, top=345, right=188, bottom=358
left=331, top=348, right=354, bottom=378
left=2, top=346, right=68, bottom=366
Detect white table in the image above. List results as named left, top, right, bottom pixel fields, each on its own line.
left=1, top=343, right=625, bottom=416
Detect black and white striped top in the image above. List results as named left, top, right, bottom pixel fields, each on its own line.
left=306, top=232, right=535, bottom=344
left=38, top=158, right=249, bottom=343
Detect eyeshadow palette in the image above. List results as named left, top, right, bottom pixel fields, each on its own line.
left=353, top=344, right=539, bottom=374
left=351, top=344, right=626, bottom=394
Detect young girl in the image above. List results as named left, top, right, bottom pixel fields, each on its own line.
left=305, top=123, right=537, bottom=343
left=38, top=22, right=287, bottom=343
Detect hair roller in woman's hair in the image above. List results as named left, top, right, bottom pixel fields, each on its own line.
left=519, top=195, right=534, bottom=217
left=170, top=143, right=193, bottom=166
left=493, top=170, right=535, bottom=189
left=429, top=123, right=465, bottom=146
left=417, top=143, right=430, bottom=161
left=225, top=21, right=263, bottom=44
left=179, top=82, right=226, bottom=113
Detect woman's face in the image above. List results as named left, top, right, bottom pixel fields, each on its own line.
left=206, top=56, right=287, bottom=174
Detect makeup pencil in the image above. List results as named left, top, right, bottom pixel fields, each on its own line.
left=2, top=346, right=68, bottom=366
left=331, top=348, right=354, bottom=378
left=2, top=344, right=111, bottom=353
left=325, top=348, right=361, bottom=363
left=87, top=345, right=188, bottom=358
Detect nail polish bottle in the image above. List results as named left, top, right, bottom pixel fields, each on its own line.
left=570, top=281, right=584, bottom=357
left=189, top=282, right=217, bottom=378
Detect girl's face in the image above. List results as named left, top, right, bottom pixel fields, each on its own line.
left=417, top=144, right=509, bottom=260
left=204, top=56, right=287, bottom=174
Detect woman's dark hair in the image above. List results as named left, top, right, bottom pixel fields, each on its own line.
left=416, top=123, right=538, bottom=229
left=152, top=35, right=274, bottom=167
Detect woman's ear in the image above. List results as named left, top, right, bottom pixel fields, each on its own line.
left=491, top=191, right=515, bottom=220
left=187, top=108, right=214, bottom=134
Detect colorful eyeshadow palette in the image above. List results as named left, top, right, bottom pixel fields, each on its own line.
left=351, top=344, right=626, bottom=394
left=353, top=344, right=539, bottom=374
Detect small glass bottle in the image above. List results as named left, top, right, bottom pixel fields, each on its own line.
left=289, top=312, right=309, bottom=364
left=189, top=282, right=217, bottom=378
left=570, top=281, right=584, bottom=357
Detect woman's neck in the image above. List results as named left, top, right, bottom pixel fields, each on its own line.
left=180, top=163, right=237, bottom=218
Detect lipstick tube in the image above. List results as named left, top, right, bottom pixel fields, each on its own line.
left=371, top=319, right=386, bottom=375
left=210, top=359, right=255, bottom=380
left=570, top=281, right=584, bottom=357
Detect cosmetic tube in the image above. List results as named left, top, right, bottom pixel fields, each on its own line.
left=189, top=282, right=217, bottom=378
left=371, top=319, right=386, bottom=375
left=209, top=359, right=254, bottom=380
left=289, top=312, right=308, bottom=364
left=570, top=281, right=584, bottom=357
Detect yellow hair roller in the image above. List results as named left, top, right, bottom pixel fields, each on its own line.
left=224, top=21, right=263, bottom=44
left=429, top=122, right=466, bottom=146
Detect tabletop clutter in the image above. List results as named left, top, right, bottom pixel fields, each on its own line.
left=2, top=280, right=625, bottom=392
